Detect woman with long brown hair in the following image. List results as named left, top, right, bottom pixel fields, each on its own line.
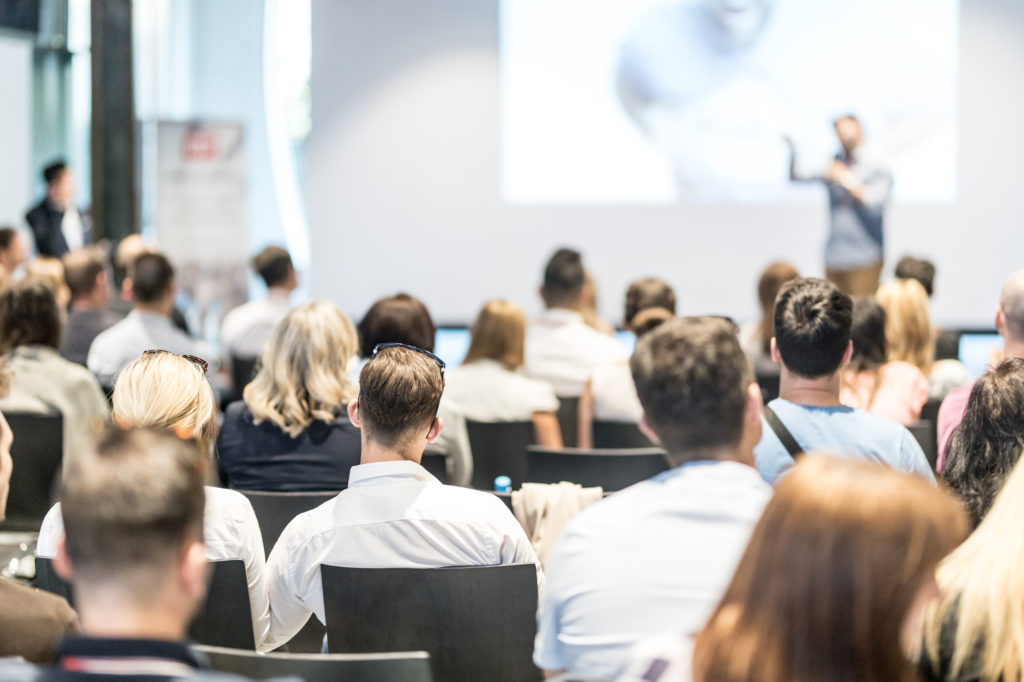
left=619, top=456, right=966, bottom=682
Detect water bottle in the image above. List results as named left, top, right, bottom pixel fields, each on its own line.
left=494, top=475, right=512, bottom=493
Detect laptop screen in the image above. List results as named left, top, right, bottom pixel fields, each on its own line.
left=958, top=331, right=1003, bottom=379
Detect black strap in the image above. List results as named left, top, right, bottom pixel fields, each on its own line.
left=763, top=405, right=804, bottom=460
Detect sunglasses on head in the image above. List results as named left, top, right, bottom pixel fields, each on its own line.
left=370, top=342, right=445, bottom=380
left=142, top=349, right=209, bottom=375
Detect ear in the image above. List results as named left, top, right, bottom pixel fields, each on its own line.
left=179, top=541, right=208, bottom=605
left=638, top=414, right=661, bottom=445
left=769, top=337, right=782, bottom=364
left=347, top=398, right=361, bottom=428
left=745, top=382, right=764, bottom=434
left=996, top=308, right=1007, bottom=337
left=426, top=416, right=444, bottom=443
left=841, top=339, right=854, bottom=366
left=53, top=533, right=73, bottom=582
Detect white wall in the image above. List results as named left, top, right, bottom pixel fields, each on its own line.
left=0, top=35, right=33, bottom=230
left=308, top=0, right=1024, bottom=326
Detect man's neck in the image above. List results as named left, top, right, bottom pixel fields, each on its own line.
left=71, top=292, right=107, bottom=313
left=133, top=303, right=169, bottom=317
left=778, top=367, right=842, bottom=407
left=267, top=286, right=292, bottom=301
left=359, top=439, right=424, bottom=466
left=75, top=595, right=188, bottom=642
left=1005, top=338, right=1024, bottom=361
left=665, top=445, right=753, bottom=469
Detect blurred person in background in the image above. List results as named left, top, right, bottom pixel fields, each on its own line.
left=739, top=262, right=799, bottom=376
left=0, top=227, right=27, bottom=289
left=221, top=246, right=297, bottom=365
left=60, top=247, right=122, bottom=367
left=25, top=161, right=90, bottom=258
left=26, top=257, right=70, bottom=313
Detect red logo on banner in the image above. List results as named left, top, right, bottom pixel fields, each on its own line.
left=182, top=131, right=219, bottom=161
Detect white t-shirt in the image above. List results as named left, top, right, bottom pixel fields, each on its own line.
left=589, top=362, right=642, bottom=423
left=220, top=290, right=292, bottom=359
left=442, top=359, right=559, bottom=422
left=36, top=486, right=271, bottom=652
left=525, top=309, right=628, bottom=397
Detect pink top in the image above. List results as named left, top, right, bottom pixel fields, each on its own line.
left=840, top=361, right=930, bottom=426
left=936, top=382, right=974, bottom=472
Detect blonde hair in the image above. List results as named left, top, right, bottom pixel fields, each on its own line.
left=463, top=300, right=526, bottom=370
left=26, top=256, right=70, bottom=311
left=877, top=279, right=934, bottom=373
left=924, top=450, right=1024, bottom=681
left=244, top=301, right=358, bottom=438
left=111, top=351, right=217, bottom=453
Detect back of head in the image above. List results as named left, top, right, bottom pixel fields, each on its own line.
left=357, top=345, right=444, bottom=450
left=63, top=247, right=107, bottom=303
left=61, top=426, right=204, bottom=597
left=542, top=248, right=585, bottom=309
left=695, top=456, right=966, bottom=682
left=848, top=297, right=888, bottom=372
left=131, top=253, right=174, bottom=305
left=252, top=245, right=293, bottom=288
left=0, top=227, right=17, bottom=252
left=112, top=351, right=217, bottom=452
left=877, top=278, right=933, bottom=372
left=357, top=293, right=436, bottom=358
left=0, top=278, right=61, bottom=352
left=26, top=257, right=66, bottom=293
left=894, top=256, right=936, bottom=298
left=942, top=358, right=1024, bottom=528
left=464, top=299, right=526, bottom=370
left=245, top=301, right=358, bottom=437
left=630, top=316, right=750, bottom=460
left=115, top=235, right=155, bottom=272
left=43, top=160, right=67, bottom=186
left=999, top=269, right=1024, bottom=342
left=773, top=278, right=853, bottom=379
left=624, top=278, right=676, bottom=327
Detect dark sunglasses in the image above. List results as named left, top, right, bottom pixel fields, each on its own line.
left=142, top=349, right=209, bottom=375
left=371, top=342, right=445, bottom=380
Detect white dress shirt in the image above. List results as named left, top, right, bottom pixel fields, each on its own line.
left=36, top=487, right=271, bottom=652
left=525, top=309, right=628, bottom=397
left=220, top=290, right=292, bottom=359
left=87, top=311, right=208, bottom=386
left=534, top=460, right=771, bottom=677
left=588, top=362, right=643, bottom=423
left=61, top=207, right=84, bottom=252
left=264, top=460, right=542, bottom=651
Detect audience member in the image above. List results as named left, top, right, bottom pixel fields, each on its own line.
left=937, top=270, right=1024, bottom=469
left=36, top=351, right=271, bottom=650
left=941, top=358, right=1024, bottom=529
left=0, top=226, right=27, bottom=287
left=921, top=451, right=1024, bottom=682
left=525, top=248, right=626, bottom=397
left=26, top=256, right=70, bottom=312
left=739, top=262, right=800, bottom=376
left=0, top=365, right=78, bottom=663
left=441, top=300, right=561, bottom=449
left=840, top=297, right=929, bottom=425
left=24, top=160, right=89, bottom=258
left=221, top=245, right=297, bottom=362
left=754, top=278, right=933, bottom=484
left=0, top=280, right=108, bottom=471
left=87, top=252, right=206, bottom=387
left=580, top=268, right=616, bottom=335
left=59, top=247, right=122, bottom=367
left=620, top=457, right=966, bottom=682
left=354, top=292, right=436, bottom=380
left=218, top=301, right=362, bottom=491
left=895, top=255, right=937, bottom=297
left=1, top=428, right=293, bottom=681
left=264, top=344, right=540, bottom=650
left=535, top=317, right=772, bottom=677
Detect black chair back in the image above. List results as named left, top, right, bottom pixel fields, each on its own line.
left=591, top=421, right=653, bottom=449
left=908, top=420, right=938, bottom=472
left=35, top=558, right=255, bottom=650
left=194, top=644, right=433, bottom=682
left=556, top=397, right=580, bottom=448
left=237, top=490, right=339, bottom=558
left=321, top=563, right=538, bottom=682
left=756, top=372, right=781, bottom=404
left=526, top=446, right=669, bottom=491
left=2, top=413, right=63, bottom=531
left=420, top=452, right=450, bottom=484
left=231, top=356, right=260, bottom=395
left=465, top=420, right=534, bottom=490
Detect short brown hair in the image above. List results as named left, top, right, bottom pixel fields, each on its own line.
left=894, top=256, right=936, bottom=297
left=63, top=247, right=107, bottom=302
left=61, top=426, right=205, bottom=594
left=358, top=345, right=444, bottom=448
left=357, top=293, right=436, bottom=358
left=624, top=278, right=676, bottom=327
left=630, top=317, right=751, bottom=460
left=774, top=278, right=852, bottom=378
left=463, top=300, right=525, bottom=370
left=252, top=246, right=293, bottom=288
left=132, top=252, right=174, bottom=304
left=0, top=279, right=61, bottom=352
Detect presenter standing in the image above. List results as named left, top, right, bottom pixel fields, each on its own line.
left=25, top=160, right=90, bottom=258
left=787, top=116, right=892, bottom=296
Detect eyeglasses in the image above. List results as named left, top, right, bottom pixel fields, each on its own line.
left=142, top=349, right=209, bottom=375
left=371, top=342, right=445, bottom=380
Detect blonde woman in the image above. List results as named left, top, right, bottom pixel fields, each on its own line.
left=441, top=300, right=561, bottom=446
left=921, top=451, right=1024, bottom=681
left=217, top=301, right=361, bottom=491
left=35, top=351, right=272, bottom=652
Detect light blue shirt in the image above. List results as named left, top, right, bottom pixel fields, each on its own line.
left=755, top=398, right=935, bottom=485
left=533, top=460, right=771, bottom=677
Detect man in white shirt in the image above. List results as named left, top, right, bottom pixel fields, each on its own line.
left=525, top=248, right=627, bottom=396
left=87, top=252, right=207, bottom=387
left=534, top=317, right=773, bottom=678
left=221, top=245, right=297, bottom=361
left=265, top=343, right=542, bottom=650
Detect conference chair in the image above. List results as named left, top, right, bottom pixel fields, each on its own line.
left=1, top=412, right=63, bottom=532
left=322, top=563, right=539, bottom=682
left=36, top=558, right=256, bottom=650
left=465, top=419, right=534, bottom=490
left=908, top=420, right=939, bottom=472
left=193, top=644, right=433, bottom=682
left=237, top=490, right=339, bottom=558
left=420, top=452, right=450, bottom=484
left=556, top=397, right=581, bottom=448
left=231, top=355, right=260, bottom=397
left=491, top=490, right=514, bottom=512
left=591, top=420, right=654, bottom=449
left=526, top=446, right=669, bottom=491
left=756, top=372, right=781, bottom=404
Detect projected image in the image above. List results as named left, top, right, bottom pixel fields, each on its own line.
left=501, top=0, right=958, bottom=204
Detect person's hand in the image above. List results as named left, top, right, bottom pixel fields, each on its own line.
left=826, top=160, right=849, bottom=184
